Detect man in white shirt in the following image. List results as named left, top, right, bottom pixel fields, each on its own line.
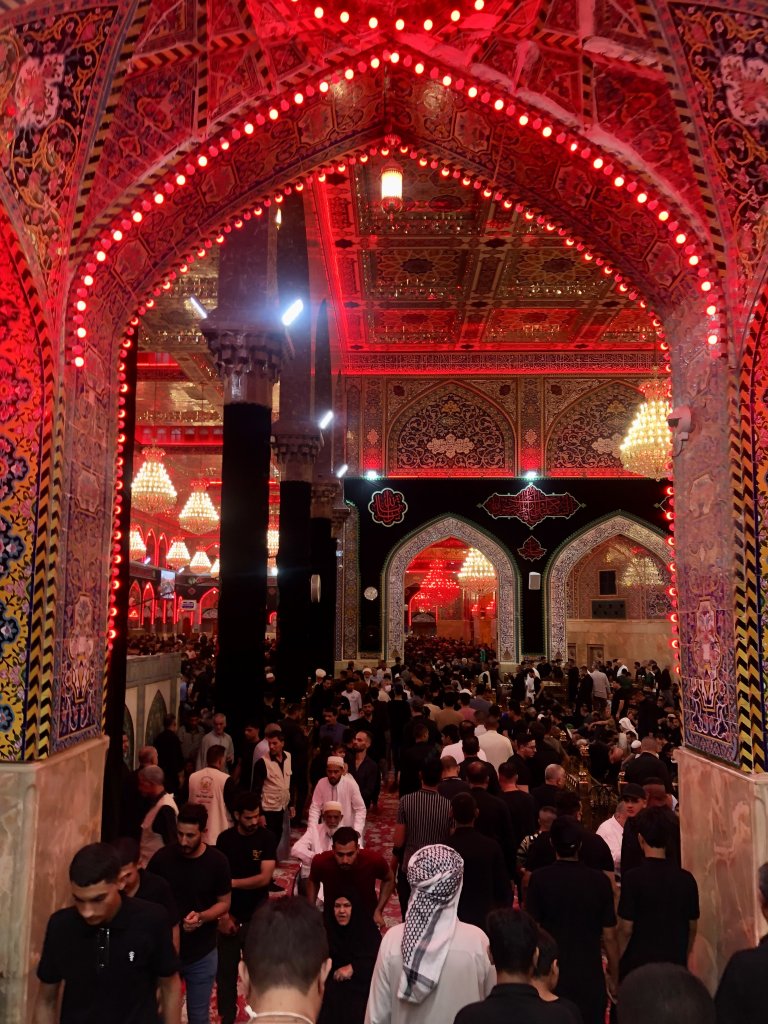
left=478, top=708, right=513, bottom=770
left=596, top=800, right=627, bottom=876
left=197, top=713, right=235, bottom=771
left=343, top=678, right=363, bottom=721
left=290, top=801, right=342, bottom=879
left=188, top=744, right=234, bottom=844
left=443, top=721, right=488, bottom=765
left=589, top=666, right=612, bottom=709
left=309, top=756, right=366, bottom=836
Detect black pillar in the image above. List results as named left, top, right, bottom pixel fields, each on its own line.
left=102, top=326, right=138, bottom=840
left=276, top=479, right=314, bottom=699
left=309, top=508, right=337, bottom=677
left=216, top=402, right=272, bottom=727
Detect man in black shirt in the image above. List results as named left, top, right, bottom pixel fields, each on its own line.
left=465, top=759, right=517, bottom=874
left=455, top=908, right=575, bottom=1024
left=531, top=764, right=567, bottom=813
left=623, top=736, right=673, bottom=791
left=448, top=792, right=511, bottom=932
left=526, top=818, right=618, bottom=1024
left=498, top=762, right=537, bottom=856
left=348, top=727, right=381, bottom=807
left=398, top=719, right=437, bottom=796
left=112, top=836, right=180, bottom=947
left=216, top=792, right=277, bottom=1024
left=36, top=843, right=181, bottom=1024
left=526, top=791, right=615, bottom=880
left=148, top=803, right=231, bottom=1024
left=438, top=754, right=473, bottom=800
left=617, top=807, right=699, bottom=979
left=715, top=862, right=768, bottom=1024
left=507, top=733, right=537, bottom=791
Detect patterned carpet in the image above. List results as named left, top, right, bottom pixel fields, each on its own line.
left=196, top=782, right=400, bottom=1022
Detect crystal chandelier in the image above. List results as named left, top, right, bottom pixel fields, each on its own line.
left=189, top=548, right=212, bottom=573
left=457, top=548, right=496, bottom=592
left=210, top=557, right=220, bottom=578
left=166, top=538, right=190, bottom=570
left=418, top=560, right=460, bottom=604
left=621, top=556, right=664, bottom=589
left=129, top=528, right=146, bottom=562
left=620, top=377, right=672, bottom=480
left=267, top=526, right=279, bottom=558
left=131, top=446, right=177, bottom=514
left=179, top=480, right=219, bottom=534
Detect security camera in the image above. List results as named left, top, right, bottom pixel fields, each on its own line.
left=667, top=405, right=691, bottom=433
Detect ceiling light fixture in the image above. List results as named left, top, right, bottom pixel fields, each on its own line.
left=187, top=295, right=208, bottom=319
left=131, top=446, right=177, bottom=514
left=619, top=375, right=672, bottom=480
left=336, top=463, right=349, bottom=478
left=319, top=410, right=334, bottom=429
left=281, top=298, right=304, bottom=326
left=210, top=557, right=220, bottom=578
left=179, top=479, right=220, bottom=534
left=166, top=538, right=191, bottom=570
left=189, top=548, right=213, bottom=573
left=129, top=528, right=146, bottom=562
left=380, top=162, right=403, bottom=217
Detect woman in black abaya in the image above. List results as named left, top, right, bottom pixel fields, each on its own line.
left=318, top=892, right=382, bottom=1024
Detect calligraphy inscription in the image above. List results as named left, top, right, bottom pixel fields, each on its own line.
left=368, top=488, right=408, bottom=527
left=481, top=484, right=582, bottom=529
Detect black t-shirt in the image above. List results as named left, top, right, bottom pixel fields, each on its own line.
left=135, top=868, right=180, bottom=926
left=527, top=822, right=614, bottom=876
left=500, top=790, right=537, bottom=853
left=507, top=753, right=532, bottom=788
left=148, top=844, right=231, bottom=964
left=37, top=897, right=179, bottom=1023
left=617, top=858, right=699, bottom=977
left=455, top=983, right=577, bottom=1024
left=216, top=825, right=277, bottom=923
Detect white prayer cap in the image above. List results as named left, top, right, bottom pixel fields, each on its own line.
left=316, top=668, right=327, bottom=678
left=363, top=667, right=373, bottom=675
left=323, top=800, right=343, bottom=813
left=327, top=755, right=345, bottom=767
left=265, top=672, right=275, bottom=682
left=619, top=717, right=635, bottom=733
left=631, top=739, right=642, bottom=751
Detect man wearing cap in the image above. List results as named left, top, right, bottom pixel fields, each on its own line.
left=309, top=669, right=335, bottom=721
left=309, top=756, right=367, bottom=836
left=138, top=764, right=179, bottom=867
left=291, top=801, right=343, bottom=881
left=526, top=817, right=619, bottom=1024
left=623, top=735, right=673, bottom=792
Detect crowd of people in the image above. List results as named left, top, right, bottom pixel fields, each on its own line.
left=37, top=635, right=765, bottom=1024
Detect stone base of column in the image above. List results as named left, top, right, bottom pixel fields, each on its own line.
left=0, top=737, right=108, bottom=1022
left=676, top=746, right=768, bottom=992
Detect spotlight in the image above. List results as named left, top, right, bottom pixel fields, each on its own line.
left=319, top=410, right=334, bottom=429
left=281, top=298, right=304, bottom=326
left=364, top=470, right=380, bottom=481
left=188, top=295, right=208, bottom=319
left=524, top=470, right=538, bottom=481
left=336, top=463, right=349, bottom=478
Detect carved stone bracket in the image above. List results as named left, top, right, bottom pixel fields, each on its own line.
left=311, top=480, right=340, bottom=520
left=272, top=422, right=323, bottom=483
left=331, top=503, right=351, bottom=539
left=200, top=321, right=293, bottom=406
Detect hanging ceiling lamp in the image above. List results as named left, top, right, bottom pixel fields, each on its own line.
left=129, top=528, right=146, bottom=562
left=418, top=560, right=460, bottom=604
left=166, top=538, right=191, bottom=571
left=209, top=557, right=220, bottom=578
left=619, top=376, right=672, bottom=480
left=267, top=524, right=279, bottom=558
left=621, top=556, right=664, bottom=589
left=179, top=479, right=219, bottom=534
left=131, top=446, right=177, bottom=514
left=189, top=548, right=212, bottom=573
left=380, top=162, right=403, bottom=216
left=457, top=548, right=496, bottom=592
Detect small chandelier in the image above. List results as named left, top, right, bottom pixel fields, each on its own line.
left=166, top=538, right=191, bottom=570
left=418, top=560, right=460, bottom=604
left=621, top=556, right=664, bottom=589
left=129, top=528, right=146, bottom=562
left=381, top=162, right=403, bottom=216
left=267, top=526, right=279, bottom=558
left=189, top=548, right=212, bottom=573
left=620, top=377, right=672, bottom=480
left=131, top=446, right=177, bottom=514
left=457, top=548, right=496, bottom=592
left=210, top=557, right=220, bottom=578
left=179, top=480, right=219, bottom=534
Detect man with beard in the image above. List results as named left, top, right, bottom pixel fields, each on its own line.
left=291, top=801, right=343, bottom=885
left=215, top=792, right=277, bottom=1024
left=36, top=843, right=181, bottom=1024
left=148, top=804, right=232, bottom=1024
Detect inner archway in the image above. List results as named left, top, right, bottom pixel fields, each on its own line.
left=384, top=516, right=520, bottom=664
left=545, top=514, right=669, bottom=660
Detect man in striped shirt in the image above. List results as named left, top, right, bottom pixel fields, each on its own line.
left=391, top=753, right=452, bottom=916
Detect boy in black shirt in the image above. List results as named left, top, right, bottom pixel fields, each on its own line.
left=148, top=803, right=231, bottom=1024
left=215, top=792, right=278, bottom=1024
left=36, top=842, right=180, bottom=1023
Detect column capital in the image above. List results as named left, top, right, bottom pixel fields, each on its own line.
left=272, top=420, right=323, bottom=483
left=200, top=319, right=293, bottom=406
left=331, top=503, right=351, bottom=539
left=311, top=480, right=340, bottom=519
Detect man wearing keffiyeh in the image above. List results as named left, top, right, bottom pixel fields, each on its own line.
left=365, top=844, right=494, bottom=1024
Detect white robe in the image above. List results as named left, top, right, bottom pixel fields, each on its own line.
left=308, top=774, right=366, bottom=836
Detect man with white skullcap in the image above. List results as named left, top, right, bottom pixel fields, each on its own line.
left=290, top=800, right=343, bottom=880
left=365, top=844, right=494, bottom=1024
left=308, top=756, right=367, bottom=837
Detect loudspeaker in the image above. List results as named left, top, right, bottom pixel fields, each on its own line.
left=529, top=572, right=541, bottom=590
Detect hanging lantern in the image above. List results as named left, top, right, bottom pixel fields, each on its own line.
left=620, top=377, right=672, bottom=480
left=129, top=528, right=146, bottom=562
left=210, top=557, right=220, bottom=578
left=457, top=548, right=496, bottom=592
left=166, top=538, right=191, bottom=570
left=381, top=162, right=403, bottom=216
left=189, top=548, right=212, bottom=573
left=131, top=446, right=177, bottom=514
left=179, top=480, right=219, bottom=534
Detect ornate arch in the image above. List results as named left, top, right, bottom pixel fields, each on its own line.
left=545, top=514, right=668, bottom=657
left=383, top=516, right=521, bottom=662
left=387, top=382, right=516, bottom=476
left=545, top=381, right=642, bottom=475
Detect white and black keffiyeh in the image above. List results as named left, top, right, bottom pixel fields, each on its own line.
left=398, top=844, right=464, bottom=1005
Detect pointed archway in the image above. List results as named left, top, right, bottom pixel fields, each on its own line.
left=383, top=516, right=521, bottom=663
left=544, top=514, right=669, bottom=658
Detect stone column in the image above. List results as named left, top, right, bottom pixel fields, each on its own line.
left=310, top=481, right=340, bottom=676
left=272, top=426, right=322, bottom=700
left=200, top=215, right=291, bottom=729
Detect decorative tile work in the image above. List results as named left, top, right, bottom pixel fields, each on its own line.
left=546, top=381, right=642, bottom=473
left=341, top=502, right=359, bottom=661
left=518, top=536, right=547, bottom=561
left=545, top=515, right=669, bottom=659
left=384, top=516, right=519, bottom=662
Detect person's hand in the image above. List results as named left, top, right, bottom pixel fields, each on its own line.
left=373, top=908, right=385, bottom=929
left=183, top=911, right=202, bottom=932
left=289, top=806, right=296, bottom=819
left=334, top=964, right=354, bottom=982
left=217, top=913, right=238, bottom=936
left=606, top=973, right=619, bottom=1003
